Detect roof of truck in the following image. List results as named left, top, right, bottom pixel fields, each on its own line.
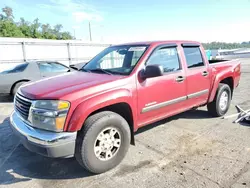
left=113, top=40, right=201, bottom=46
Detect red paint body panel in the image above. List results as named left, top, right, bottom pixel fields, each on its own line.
left=208, top=59, right=241, bottom=102
left=68, top=88, right=136, bottom=131
left=20, top=41, right=241, bottom=132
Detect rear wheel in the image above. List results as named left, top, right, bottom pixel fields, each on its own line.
left=207, top=83, right=231, bottom=117
left=75, top=111, right=131, bottom=174
left=12, top=81, right=27, bottom=96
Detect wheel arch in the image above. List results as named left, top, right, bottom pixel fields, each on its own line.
left=10, top=79, right=30, bottom=95
left=208, top=75, right=234, bottom=103
left=220, top=77, right=233, bottom=97
left=87, top=102, right=135, bottom=145
left=67, top=90, right=136, bottom=145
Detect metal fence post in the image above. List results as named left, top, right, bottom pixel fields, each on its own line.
left=67, top=43, right=72, bottom=65
left=22, top=42, right=27, bottom=62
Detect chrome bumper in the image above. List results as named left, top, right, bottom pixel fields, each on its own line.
left=10, top=111, right=77, bottom=158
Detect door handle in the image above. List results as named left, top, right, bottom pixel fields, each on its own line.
left=175, top=76, right=185, bottom=82
left=202, top=71, right=209, bottom=76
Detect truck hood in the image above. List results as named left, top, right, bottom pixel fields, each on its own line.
left=20, top=72, right=124, bottom=99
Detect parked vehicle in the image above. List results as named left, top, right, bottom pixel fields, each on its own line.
left=10, top=41, right=241, bottom=174
left=0, top=61, right=75, bottom=96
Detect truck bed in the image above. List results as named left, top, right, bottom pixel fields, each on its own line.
left=209, top=59, right=229, bottom=64
left=208, top=59, right=241, bottom=91
left=209, top=59, right=240, bottom=68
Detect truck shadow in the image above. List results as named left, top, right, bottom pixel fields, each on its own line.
left=0, top=109, right=213, bottom=185
left=0, top=118, right=93, bottom=185
left=136, top=109, right=214, bottom=134
left=239, top=119, right=250, bottom=127
left=0, top=95, right=13, bottom=103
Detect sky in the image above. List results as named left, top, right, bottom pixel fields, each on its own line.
left=0, top=0, right=250, bottom=43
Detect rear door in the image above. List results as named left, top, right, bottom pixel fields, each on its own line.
left=181, top=44, right=210, bottom=107
left=38, top=62, right=70, bottom=78
left=137, top=44, right=188, bottom=126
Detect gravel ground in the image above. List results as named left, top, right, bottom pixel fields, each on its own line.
left=0, top=59, right=250, bottom=188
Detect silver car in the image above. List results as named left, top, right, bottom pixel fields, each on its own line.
left=0, top=61, right=75, bottom=96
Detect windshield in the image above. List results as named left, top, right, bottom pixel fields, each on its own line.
left=82, top=45, right=148, bottom=75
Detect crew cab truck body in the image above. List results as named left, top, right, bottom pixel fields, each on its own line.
left=10, top=41, right=241, bottom=174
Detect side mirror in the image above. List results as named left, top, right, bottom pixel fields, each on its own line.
left=140, top=64, right=164, bottom=79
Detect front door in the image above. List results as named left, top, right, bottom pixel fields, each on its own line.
left=137, top=45, right=187, bottom=127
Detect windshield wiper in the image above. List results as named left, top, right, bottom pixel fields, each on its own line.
left=88, top=68, right=113, bottom=75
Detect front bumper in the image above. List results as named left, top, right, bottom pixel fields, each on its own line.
left=10, top=112, right=77, bottom=158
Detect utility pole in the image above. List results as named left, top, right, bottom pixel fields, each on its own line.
left=89, top=21, right=92, bottom=41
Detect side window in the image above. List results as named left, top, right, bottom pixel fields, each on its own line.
left=50, top=63, right=69, bottom=72
left=39, top=63, right=52, bottom=73
left=39, top=62, right=69, bottom=73
left=0, top=63, right=28, bottom=74
left=183, top=47, right=204, bottom=68
left=147, top=47, right=180, bottom=73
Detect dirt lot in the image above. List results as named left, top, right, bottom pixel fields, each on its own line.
left=0, top=59, right=250, bottom=188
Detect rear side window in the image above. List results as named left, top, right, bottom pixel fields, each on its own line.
left=50, top=63, right=69, bottom=72
left=0, top=63, right=28, bottom=74
left=183, top=47, right=204, bottom=68
left=147, top=47, right=180, bottom=73
left=39, top=63, right=52, bottom=73
left=39, top=62, right=69, bottom=73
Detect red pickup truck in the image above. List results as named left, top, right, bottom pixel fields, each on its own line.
left=10, top=41, right=241, bottom=174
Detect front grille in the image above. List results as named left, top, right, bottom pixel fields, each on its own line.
left=15, top=93, right=32, bottom=120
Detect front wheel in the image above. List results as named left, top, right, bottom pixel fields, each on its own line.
left=207, top=83, right=231, bottom=117
left=75, top=111, right=131, bottom=174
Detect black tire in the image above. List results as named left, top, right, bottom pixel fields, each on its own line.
left=75, top=111, right=131, bottom=174
left=12, top=81, right=27, bottom=96
left=207, top=83, right=231, bottom=117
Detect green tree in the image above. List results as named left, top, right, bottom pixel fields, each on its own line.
left=30, top=18, right=42, bottom=38
left=0, top=6, right=14, bottom=20
left=0, top=20, right=24, bottom=37
left=61, top=31, right=72, bottom=40
left=41, top=23, right=50, bottom=36
left=42, top=23, right=57, bottom=39
left=53, top=24, right=63, bottom=39
left=0, top=5, right=74, bottom=40
left=18, top=17, right=32, bottom=37
left=54, top=24, right=63, bottom=32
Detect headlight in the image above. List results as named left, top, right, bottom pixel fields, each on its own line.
left=28, top=100, right=70, bottom=132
